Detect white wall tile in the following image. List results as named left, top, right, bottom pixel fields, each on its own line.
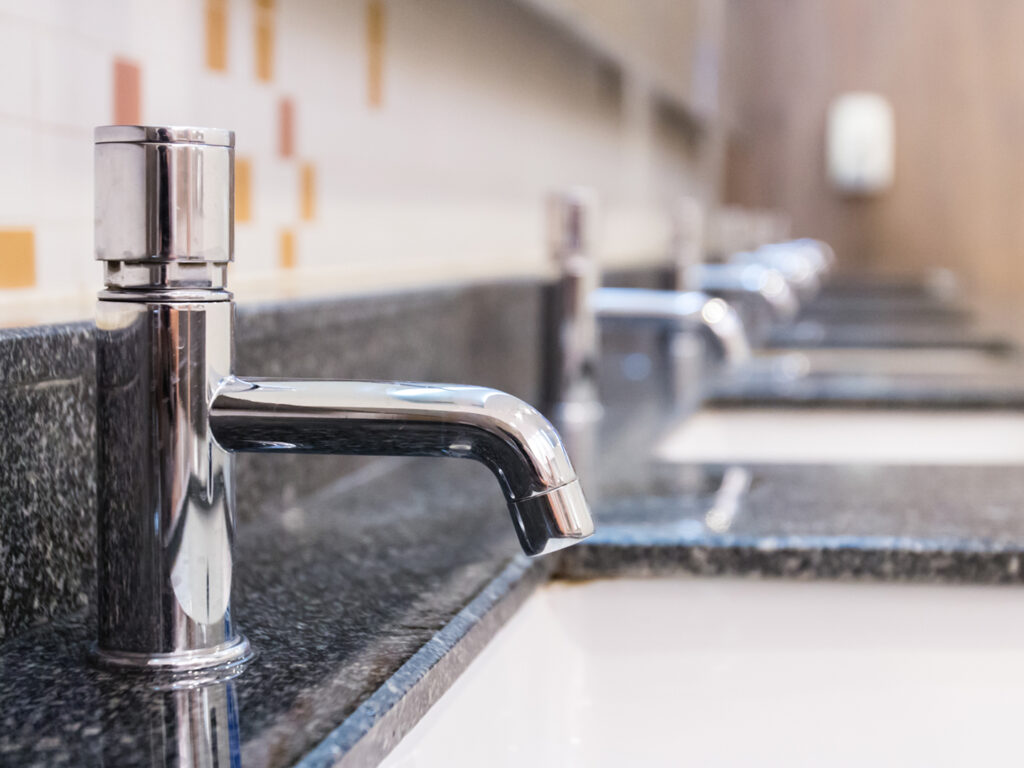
left=32, top=126, right=92, bottom=224
left=0, top=0, right=696, bottom=321
left=0, top=19, right=35, bottom=119
left=0, top=119, right=35, bottom=223
left=35, top=33, right=110, bottom=129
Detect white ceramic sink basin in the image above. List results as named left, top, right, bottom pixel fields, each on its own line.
left=380, top=578, right=1024, bottom=767
left=653, top=408, right=1024, bottom=465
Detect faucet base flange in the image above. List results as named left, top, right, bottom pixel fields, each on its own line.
left=91, top=635, right=254, bottom=681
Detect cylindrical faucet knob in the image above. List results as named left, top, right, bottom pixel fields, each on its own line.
left=94, top=125, right=235, bottom=265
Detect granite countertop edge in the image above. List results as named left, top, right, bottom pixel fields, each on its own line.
left=292, top=555, right=553, bottom=768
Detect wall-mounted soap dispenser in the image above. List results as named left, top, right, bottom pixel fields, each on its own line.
left=827, top=92, right=894, bottom=195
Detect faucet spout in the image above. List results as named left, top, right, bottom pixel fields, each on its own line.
left=210, top=378, right=593, bottom=556
left=591, top=287, right=752, bottom=366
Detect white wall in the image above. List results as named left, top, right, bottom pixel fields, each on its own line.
left=0, top=0, right=709, bottom=325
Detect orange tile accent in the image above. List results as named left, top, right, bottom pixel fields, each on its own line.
left=206, top=0, right=229, bottom=72
left=113, top=59, right=141, bottom=124
left=300, top=163, right=315, bottom=221
left=279, top=229, right=296, bottom=269
left=0, top=229, right=36, bottom=289
left=255, top=0, right=275, bottom=82
left=279, top=97, right=294, bottom=158
left=235, top=158, right=253, bottom=222
left=366, top=0, right=386, bottom=108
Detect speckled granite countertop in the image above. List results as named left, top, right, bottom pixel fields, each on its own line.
left=565, top=462, right=1024, bottom=581
left=8, top=272, right=1024, bottom=766
left=5, top=448, right=1024, bottom=767
left=1, top=459, right=542, bottom=768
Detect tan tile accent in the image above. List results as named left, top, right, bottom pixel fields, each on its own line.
left=366, top=0, right=386, bottom=108
left=0, top=229, right=36, bottom=289
left=279, top=228, right=296, bottom=269
left=255, top=0, right=275, bottom=82
left=300, top=163, right=315, bottom=221
left=279, top=97, right=294, bottom=158
left=113, top=59, right=141, bottom=124
left=236, top=157, right=253, bottom=222
left=206, top=0, right=229, bottom=72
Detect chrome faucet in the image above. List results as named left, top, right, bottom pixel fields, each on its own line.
left=729, top=239, right=835, bottom=301
left=93, top=126, right=593, bottom=675
left=542, top=188, right=604, bottom=479
left=688, top=263, right=800, bottom=323
left=588, top=201, right=751, bottom=364
left=670, top=198, right=799, bottom=325
left=543, top=190, right=750, bottom=370
left=590, top=287, right=751, bottom=364
left=543, top=190, right=751, bottom=447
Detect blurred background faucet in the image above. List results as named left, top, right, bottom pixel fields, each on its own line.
left=544, top=190, right=751, bottom=457
left=93, top=126, right=593, bottom=675
left=586, top=193, right=752, bottom=370
left=673, top=198, right=800, bottom=346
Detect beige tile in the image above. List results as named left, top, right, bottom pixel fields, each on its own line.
left=0, top=229, right=35, bottom=289
left=206, top=0, right=229, bottom=72
left=236, top=157, right=253, bottom=222
left=255, top=0, right=275, bottom=82
left=279, top=228, right=295, bottom=269
left=300, top=162, right=315, bottom=221
left=366, top=0, right=385, bottom=108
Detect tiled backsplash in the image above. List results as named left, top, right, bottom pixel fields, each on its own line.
left=0, top=0, right=708, bottom=325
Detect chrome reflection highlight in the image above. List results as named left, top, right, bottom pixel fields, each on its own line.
left=99, top=679, right=242, bottom=767
left=94, top=126, right=593, bottom=673
left=704, top=467, right=752, bottom=533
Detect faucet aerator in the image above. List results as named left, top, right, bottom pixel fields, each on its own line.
left=510, top=480, right=594, bottom=557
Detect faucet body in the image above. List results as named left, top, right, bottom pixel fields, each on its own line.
left=541, top=189, right=604, bottom=481
left=94, top=126, right=592, bottom=673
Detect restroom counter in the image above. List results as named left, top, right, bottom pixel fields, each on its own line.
left=5, top=449, right=1024, bottom=766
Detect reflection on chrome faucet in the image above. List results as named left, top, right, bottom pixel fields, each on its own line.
left=93, top=126, right=593, bottom=678
left=704, top=466, right=752, bottom=533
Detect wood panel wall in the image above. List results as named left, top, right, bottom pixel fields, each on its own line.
left=721, top=0, right=1024, bottom=296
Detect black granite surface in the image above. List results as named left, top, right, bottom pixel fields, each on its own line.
left=6, top=452, right=1024, bottom=766
left=564, top=463, right=1024, bottom=582
left=0, top=458, right=539, bottom=768
left=0, top=322, right=96, bottom=640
